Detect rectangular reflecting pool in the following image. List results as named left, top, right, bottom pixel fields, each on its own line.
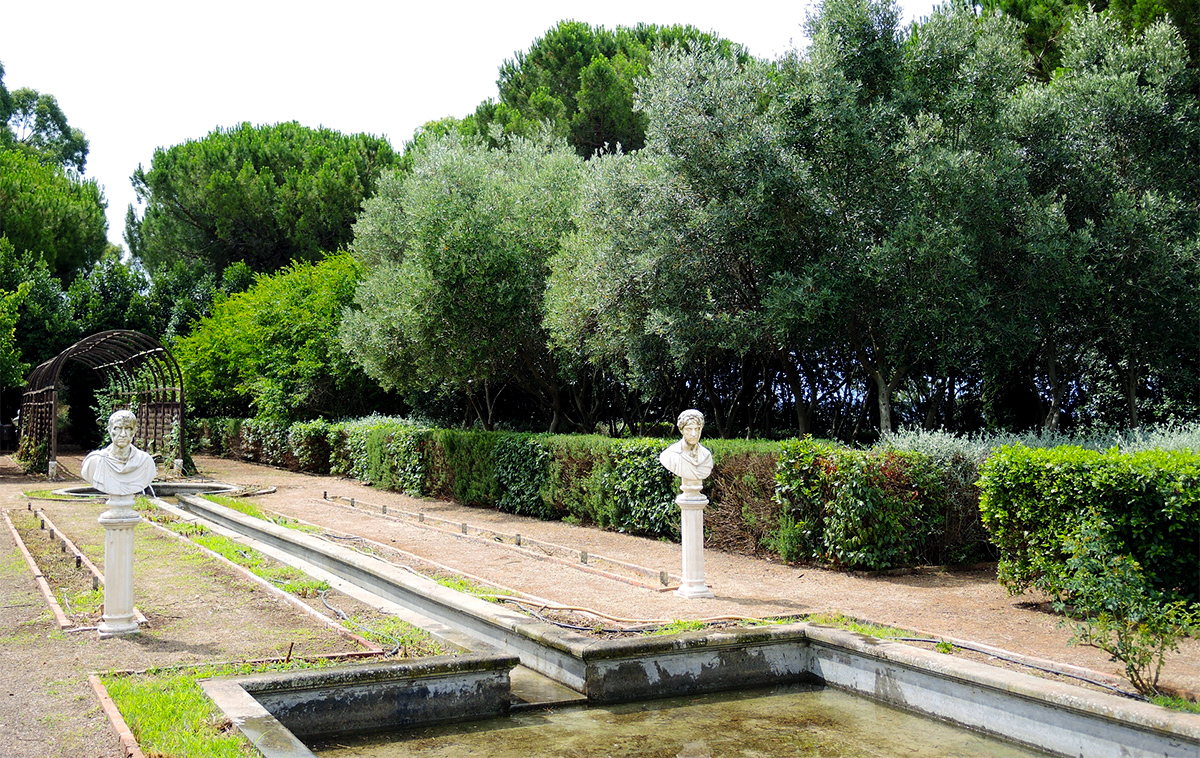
left=309, top=683, right=1050, bottom=757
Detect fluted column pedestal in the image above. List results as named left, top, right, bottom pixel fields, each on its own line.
left=676, top=478, right=714, bottom=599
left=97, top=494, right=141, bottom=638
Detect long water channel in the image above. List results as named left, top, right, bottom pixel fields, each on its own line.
left=310, top=683, right=1050, bottom=757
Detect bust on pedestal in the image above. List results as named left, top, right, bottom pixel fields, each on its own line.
left=81, top=410, right=156, bottom=637
left=659, top=409, right=715, bottom=599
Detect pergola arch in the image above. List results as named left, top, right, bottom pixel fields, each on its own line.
left=19, top=330, right=185, bottom=474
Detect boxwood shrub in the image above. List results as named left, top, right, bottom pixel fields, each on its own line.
left=979, top=444, right=1200, bottom=603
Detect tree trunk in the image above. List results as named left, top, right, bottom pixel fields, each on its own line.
left=871, top=367, right=907, bottom=437
left=1118, top=361, right=1140, bottom=428
left=1041, top=358, right=1064, bottom=433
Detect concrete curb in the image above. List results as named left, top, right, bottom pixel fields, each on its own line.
left=145, top=497, right=383, bottom=654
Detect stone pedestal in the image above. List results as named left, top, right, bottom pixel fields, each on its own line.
left=97, top=494, right=141, bottom=637
left=676, top=479, right=714, bottom=599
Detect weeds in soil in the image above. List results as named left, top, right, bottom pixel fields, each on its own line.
left=434, top=574, right=502, bottom=602
left=344, top=614, right=446, bottom=656
left=201, top=493, right=319, bottom=532
left=57, top=586, right=103, bottom=618
left=162, top=518, right=330, bottom=599
left=805, top=613, right=910, bottom=639
left=1151, top=695, right=1200, bottom=713
left=645, top=619, right=708, bottom=636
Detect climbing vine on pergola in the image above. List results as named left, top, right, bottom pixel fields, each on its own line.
left=18, top=330, right=185, bottom=475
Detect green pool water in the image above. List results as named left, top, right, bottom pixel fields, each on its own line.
left=309, top=683, right=1049, bottom=757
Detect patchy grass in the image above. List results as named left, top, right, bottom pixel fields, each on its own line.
left=102, top=660, right=336, bottom=758
left=57, top=587, right=103, bottom=618
left=805, top=612, right=911, bottom=639
left=158, top=516, right=330, bottom=599
left=341, top=614, right=447, bottom=657
left=645, top=619, right=708, bottom=636
left=22, top=489, right=101, bottom=501
left=433, top=574, right=502, bottom=602
left=1152, top=694, right=1200, bottom=714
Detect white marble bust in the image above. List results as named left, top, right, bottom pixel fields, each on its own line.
left=659, top=409, right=713, bottom=481
left=81, top=410, right=157, bottom=496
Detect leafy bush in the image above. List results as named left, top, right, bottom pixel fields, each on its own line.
left=328, top=415, right=410, bottom=480
left=365, top=423, right=428, bottom=495
left=494, top=434, right=553, bottom=518
left=424, top=429, right=499, bottom=506
left=1054, top=514, right=1199, bottom=695
left=979, top=444, right=1200, bottom=604
left=596, top=439, right=677, bottom=538
left=883, top=430, right=994, bottom=564
left=239, top=418, right=293, bottom=468
left=773, top=437, right=834, bottom=561
left=822, top=449, right=945, bottom=570
left=775, top=439, right=958, bottom=570
left=288, top=419, right=332, bottom=474
left=15, top=436, right=48, bottom=475
left=540, top=435, right=611, bottom=523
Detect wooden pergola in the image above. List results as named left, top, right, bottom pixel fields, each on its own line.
left=19, top=330, right=185, bottom=474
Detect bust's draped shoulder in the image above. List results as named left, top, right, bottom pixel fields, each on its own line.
left=658, top=439, right=714, bottom=481
left=82, top=445, right=157, bottom=496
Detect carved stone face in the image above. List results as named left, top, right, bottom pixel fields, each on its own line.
left=681, top=418, right=703, bottom=447
left=109, top=419, right=136, bottom=452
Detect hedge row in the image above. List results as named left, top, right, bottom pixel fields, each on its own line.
left=190, top=416, right=1008, bottom=569
left=193, top=419, right=1200, bottom=580
left=979, top=445, right=1200, bottom=604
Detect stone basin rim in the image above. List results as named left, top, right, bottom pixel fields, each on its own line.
left=53, top=481, right=242, bottom=498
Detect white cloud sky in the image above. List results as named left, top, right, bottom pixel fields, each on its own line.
left=2, top=0, right=937, bottom=248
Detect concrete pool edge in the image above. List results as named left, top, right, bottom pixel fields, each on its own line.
left=176, top=494, right=1200, bottom=758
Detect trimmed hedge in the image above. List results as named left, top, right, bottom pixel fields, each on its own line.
left=979, top=444, right=1200, bottom=604
left=188, top=416, right=1193, bottom=577
left=773, top=437, right=980, bottom=570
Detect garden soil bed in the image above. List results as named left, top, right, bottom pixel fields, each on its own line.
left=3, top=453, right=1198, bottom=757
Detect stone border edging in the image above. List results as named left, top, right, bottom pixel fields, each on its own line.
left=87, top=674, right=147, bottom=758
left=317, top=494, right=679, bottom=590
left=3, top=508, right=71, bottom=629
left=145, top=498, right=383, bottom=654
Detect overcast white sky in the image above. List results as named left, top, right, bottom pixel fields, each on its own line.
left=2, top=0, right=937, bottom=248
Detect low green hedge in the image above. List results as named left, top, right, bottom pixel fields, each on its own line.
left=773, top=437, right=980, bottom=570
left=979, top=445, right=1200, bottom=604
left=188, top=417, right=1194, bottom=578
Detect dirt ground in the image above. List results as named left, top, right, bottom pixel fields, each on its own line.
left=2, top=453, right=1198, bottom=757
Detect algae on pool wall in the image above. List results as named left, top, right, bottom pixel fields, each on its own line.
left=310, top=683, right=1051, bottom=757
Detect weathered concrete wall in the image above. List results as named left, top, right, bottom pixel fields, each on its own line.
left=182, top=495, right=1200, bottom=758
left=578, top=624, right=816, bottom=702
left=803, top=625, right=1200, bottom=758
left=234, top=654, right=518, bottom=740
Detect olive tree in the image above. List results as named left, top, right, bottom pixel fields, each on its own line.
left=341, top=133, right=586, bottom=431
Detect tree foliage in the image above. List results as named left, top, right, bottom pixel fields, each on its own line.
left=0, top=148, right=108, bottom=279
left=5, top=87, right=89, bottom=173
left=342, top=132, right=585, bottom=430
left=0, top=238, right=80, bottom=368
left=128, top=122, right=396, bottom=275
left=0, top=279, right=30, bottom=388
left=464, top=21, right=745, bottom=157
left=175, top=252, right=389, bottom=423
